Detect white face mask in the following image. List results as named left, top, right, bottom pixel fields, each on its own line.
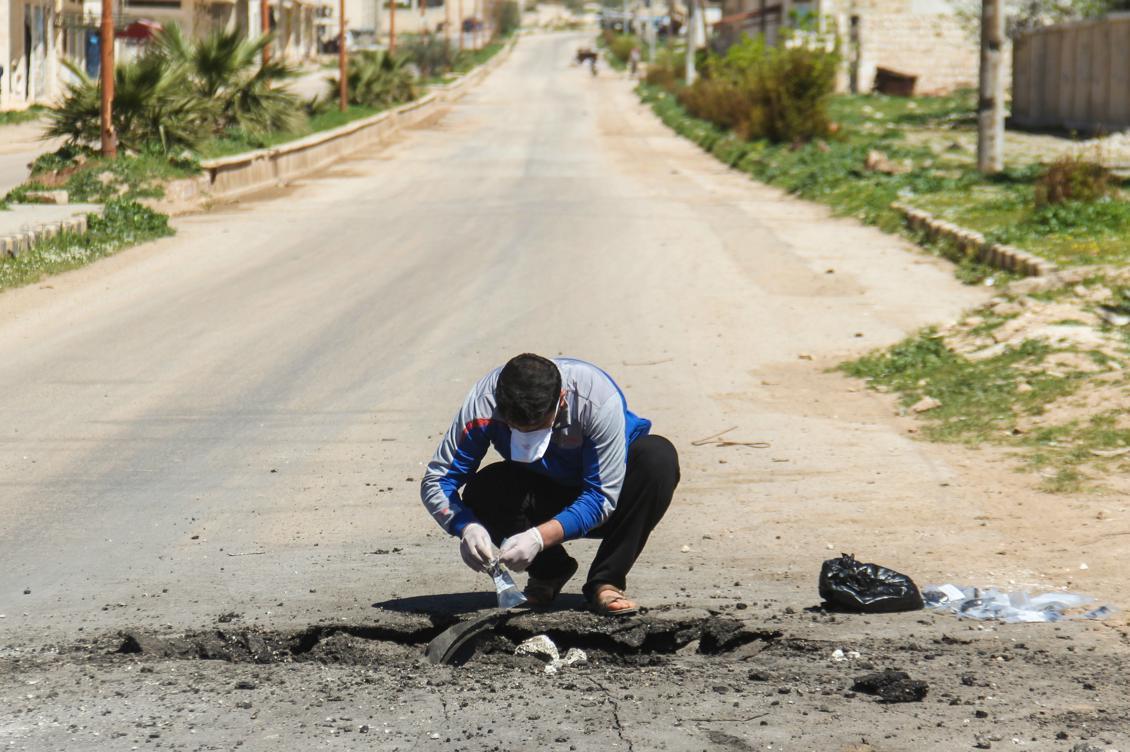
left=509, top=403, right=559, bottom=463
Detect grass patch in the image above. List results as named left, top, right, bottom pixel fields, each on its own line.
left=196, top=105, right=383, bottom=158
left=5, top=149, right=201, bottom=204
left=0, top=200, right=174, bottom=292
left=637, top=83, right=1130, bottom=271
left=453, top=41, right=507, bottom=73
left=0, top=106, right=45, bottom=126
left=840, top=321, right=1130, bottom=493
left=841, top=330, right=1082, bottom=443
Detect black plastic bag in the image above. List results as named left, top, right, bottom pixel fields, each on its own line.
left=819, top=553, right=923, bottom=613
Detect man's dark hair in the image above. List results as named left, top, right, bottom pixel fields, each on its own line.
left=496, top=353, right=561, bottom=427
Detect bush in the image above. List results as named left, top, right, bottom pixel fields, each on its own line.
left=48, top=56, right=208, bottom=153
left=88, top=197, right=173, bottom=239
left=330, top=51, right=417, bottom=108
left=493, top=0, right=522, bottom=37
left=645, top=49, right=682, bottom=91
left=677, top=35, right=838, bottom=143
left=678, top=75, right=751, bottom=133
left=600, top=30, right=640, bottom=65
left=154, top=25, right=304, bottom=137
left=1035, top=154, right=1113, bottom=206
left=401, top=34, right=458, bottom=78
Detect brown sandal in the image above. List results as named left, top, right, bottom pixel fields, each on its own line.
left=523, top=558, right=579, bottom=607
left=589, top=585, right=639, bottom=618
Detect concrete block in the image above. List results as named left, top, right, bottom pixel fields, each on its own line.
left=12, top=233, right=31, bottom=257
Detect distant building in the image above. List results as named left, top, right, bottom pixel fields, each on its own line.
left=1, top=0, right=64, bottom=108
left=715, top=0, right=986, bottom=95
left=1, top=0, right=323, bottom=111
left=342, top=0, right=479, bottom=47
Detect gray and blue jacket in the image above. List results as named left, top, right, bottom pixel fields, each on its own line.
left=420, top=358, right=651, bottom=540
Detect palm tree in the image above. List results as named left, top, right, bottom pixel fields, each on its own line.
left=154, top=24, right=305, bottom=136
left=47, top=55, right=208, bottom=153
left=330, top=51, right=418, bottom=109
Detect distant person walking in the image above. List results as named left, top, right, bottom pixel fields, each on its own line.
left=629, top=46, right=641, bottom=76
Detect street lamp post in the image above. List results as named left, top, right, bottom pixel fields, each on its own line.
left=99, top=0, right=115, bottom=157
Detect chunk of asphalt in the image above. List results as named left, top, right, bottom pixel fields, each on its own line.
left=851, top=670, right=929, bottom=703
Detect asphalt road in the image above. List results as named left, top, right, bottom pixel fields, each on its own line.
left=3, top=33, right=1126, bottom=752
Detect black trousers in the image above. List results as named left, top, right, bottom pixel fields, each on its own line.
left=462, top=434, right=679, bottom=601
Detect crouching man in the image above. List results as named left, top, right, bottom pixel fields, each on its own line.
left=420, top=354, right=679, bottom=616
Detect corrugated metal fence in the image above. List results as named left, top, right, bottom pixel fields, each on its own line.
left=1012, top=17, right=1130, bottom=133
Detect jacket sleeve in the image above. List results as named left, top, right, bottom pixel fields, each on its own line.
left=419, top=387, right=494, bottom=537
left=553, top=393, right=627, bottom=539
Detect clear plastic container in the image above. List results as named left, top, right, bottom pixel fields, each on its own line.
left=489, top=559, right=527, bottom=610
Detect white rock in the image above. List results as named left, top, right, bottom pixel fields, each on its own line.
left=911, top=396, right=942, bottom=413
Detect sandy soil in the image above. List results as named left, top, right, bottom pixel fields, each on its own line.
left=1, top=33, right=1128, bottom=752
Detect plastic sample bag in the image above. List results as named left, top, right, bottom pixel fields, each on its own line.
left=923, top=584, right=1114, bottom=623
left=819, top=553, right=924, bottom=613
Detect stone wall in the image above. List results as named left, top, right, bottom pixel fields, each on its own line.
left=848, top=0, right=986, bottom=95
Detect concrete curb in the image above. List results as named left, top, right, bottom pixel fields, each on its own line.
left=892, top=202, right=1059, bottom=278
left=161, top=40, right=518, bottom=212
left=0, top=215, right=89, bottom=259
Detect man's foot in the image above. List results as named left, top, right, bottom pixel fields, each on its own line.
left=523, top=557, right=579, bottom=607
left=588, top=585, right=639, bottom=617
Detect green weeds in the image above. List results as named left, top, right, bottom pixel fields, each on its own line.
left=639, top=82, right=1130, bottom=271
left=5, top=149, right=199, bottom=204
left=0, top=106, right=45, bottom=126
left=0, top=200, right=173, bottom=292
left=841, top=306, right=1130, bottom=493
left=842, top=332, right=1079, bottom=444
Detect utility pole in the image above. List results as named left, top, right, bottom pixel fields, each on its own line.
left=683, top=0, right=696, bottom=85
left=339, top=0, right=348, bottom=111
left=99, top=0, right=115, bottom=157
left=262, top=0, right=270, bottom=64
left=458, top=0, right=464, bottom=50
left=977, top=0, right=1004, bottom=173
